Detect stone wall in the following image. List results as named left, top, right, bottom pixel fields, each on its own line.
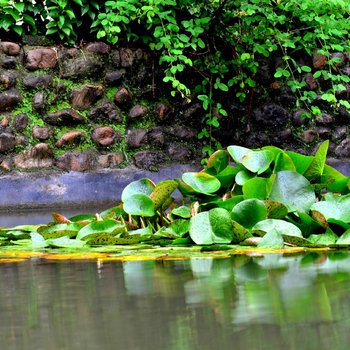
left=1, top=40, right=350, bottom=174
left=0, top=40, right=200, bottom=173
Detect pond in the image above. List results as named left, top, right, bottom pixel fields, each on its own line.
left=2, top=252, right=350, bottom=350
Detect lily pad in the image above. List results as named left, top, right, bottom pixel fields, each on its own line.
left=215, top=165, right=239, bottom=188
left=231, top=199, right=267, bottom=229
left=269, top=170, right=315, bottom=213
left=285, top=151, right=313, bottom=175
left=215, top=196, right=244, bottom=211
left=310, top=210, right=328, bottom=228
left=46, top=236, right=86, bottom=248
left=311, top=195, right=350, bottom=223
left=38, top=223, right=83, bottom=239
left=0, top=225, right=39, bottom=233
left=206, top=150, right=230, bottom=174
left=242, top=177, right=268, bottom=200
left=232, top=220, right=252, bottom=244
left=1, top=231, right=31, bottom=240
left=235, top=170, right=255, bottom=186
left=308, top=228, right=338, bottom=246
left=182, top=172, right=221, bottom=194
left=99, top=206, right=125, bottom=219
left=257, top=229, right=284, bottom=249
left=304, top=140, right=329, bottom=181
left=336, top=229, right=350, bottom=244
left=189, top=208, right=233, bottom=245
left=264, top=200, right=288, bottom=219
left=76, top=220, right=125, bottom=241
left=69, top=214, right=97, bottom=222
left=228, top=146, right=274, bottom=174
left=150, top=179, right=178, bottom=210
left=273, top=152, right=296, bottom=172
left=287, top=212, right=323, bottom=238
left=171, top=206, right=191, bottom=219
left=123, top=194, right=155, bottom=217
left=121, top=178, right=155, bottom=202
left=252, top=219, right=302, bottom=237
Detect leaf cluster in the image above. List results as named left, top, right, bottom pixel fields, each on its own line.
left=3, top=140, right=350, bottom=250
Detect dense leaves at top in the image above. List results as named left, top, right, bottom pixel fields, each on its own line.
left=3, top=141, right=350, bottom=250
left=1, top=0, right=349, bottom=154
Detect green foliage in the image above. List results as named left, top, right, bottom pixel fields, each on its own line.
left=1, top=0, right=349, bottom=154
left=5, top=140, right=350, bottom=250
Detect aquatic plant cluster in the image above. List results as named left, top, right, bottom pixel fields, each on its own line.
left=2, top=141, right=350, bottom=250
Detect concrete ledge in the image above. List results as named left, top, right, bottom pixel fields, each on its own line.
left=1, top=159, right=350, bottom=212
left=0, top=164, right=198, bottom=211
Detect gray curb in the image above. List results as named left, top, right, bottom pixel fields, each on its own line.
left=0, top=164, right=198, bottom=212
left=0, top=159, right=349, bottom=212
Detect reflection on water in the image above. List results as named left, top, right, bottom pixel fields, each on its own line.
left=2, top=252, right=350, bottom=350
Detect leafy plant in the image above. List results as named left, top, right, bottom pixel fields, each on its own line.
left=3, top=140, right=350, bottom=250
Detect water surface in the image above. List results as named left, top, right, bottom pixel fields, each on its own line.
left=1, top=252, right=350, bottom=350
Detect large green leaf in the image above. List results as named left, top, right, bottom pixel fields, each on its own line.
left=323, top=163, right=346, bottom=181
left=123, top=194, right=155, bottom=217
left=215, top=165, right=239, bottom=188
left=336, top=229, right=350, bottom=245
left=227, top=145, right=251, bottom=164
left=269, top=171, right=315, bottom=212
left=121, top=178, right=155, bottom=202
left=242, top=150, right=274, bottom=174
left=182, top=172, right=221, bottom=194
left=46, top=236, right=86, bottom=248
left=308, top=228, right=338, bottom=246
left=206, top=150, right=229, bottom=174
left=76, top=220, right=125, bottom=241
left=232, top=220, right=252, bottom=243
left=304, top=140, right=329, bottom=181
left=257, top=229, right=284, bottom=249
left=1, top=230, right=31, bottom=240
left=189, top=208, right=233, bottom=245
left=242, top=178, right=268, bottom=200
left=171, top=205, right=191, bottom=219
left=273, top=152, right=296, bottom=172
left=285, top=151, right=313, bottom=175
left=150, top=179, right=178, bottom=210
left=38, top=223, right=83, bottom=239
left=69, top=214, right=96, bottom=222
left=235, top=170, right=255, bottom=186
left=287, top=212, right=323, bottom=238
left=227, top=145, right=274, bottom=174
left=327, top=177, right=350, bottom=194
left=264, top=200, right=288, bottom=219
left=252, top=219, right=302, bottom=237
left=214, top=196, right=244, bottom=211
left=231, top=199, right=267, bottom=229
left=99, top=206, right=125, bottom=219
left=311, top=194, right=350, bottom=223
left=0, top=225, right=39, bottom=233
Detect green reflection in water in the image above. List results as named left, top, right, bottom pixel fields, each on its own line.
left=1, top=252, right=350, bottom=349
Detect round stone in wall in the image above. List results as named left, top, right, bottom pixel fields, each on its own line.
left=0, top=42, right=20, bottom=56
left=25, top=48, right=58, bottom=70
left=32, top=126, right=51, bottom=140
left=0, top=132, right=16, bottom=152
left=114, top=86, right=132, bottom=106
left=128, top=104, right=148, bottom=120
left=0, top=89, right=21, bottom=112
left=56, top=131, right=85, bottom=147
left=91, top=127, right=119, bottom=146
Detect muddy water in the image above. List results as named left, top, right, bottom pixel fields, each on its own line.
left=1, top=252, right=350, bottom=350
